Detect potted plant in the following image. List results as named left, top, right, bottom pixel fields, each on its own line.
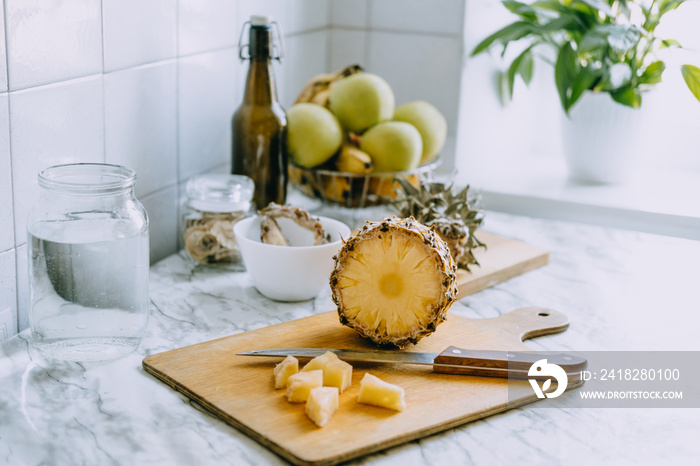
left=472, top=0, right=700, bottom=183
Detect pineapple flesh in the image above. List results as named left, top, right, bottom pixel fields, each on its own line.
left=305, top=386, right=340, bottom=427
left=330, top=216, right=457, bottom=348
left=323, top=359, right=353, bottom=393
left=286, top=370, right=323, bottom=403
left=357, top=373, right=406, bottom=411
left=273, top=355, right=299, bottom=389
left=301, top=351, right=338, bottom=372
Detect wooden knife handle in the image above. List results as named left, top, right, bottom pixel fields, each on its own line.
left=433, top=346, right=587, bottom=379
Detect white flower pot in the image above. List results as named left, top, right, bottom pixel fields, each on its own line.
left=561, top=91, right=647, bottom=184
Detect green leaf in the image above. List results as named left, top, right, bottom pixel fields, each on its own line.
left=639, top=61, right=666, bottom=85
left=681, top=64, right=700, bottom=103
left=578, top=28, right=609, bottom=54
left=519, top=49, right=535, bottom=84
left=574, top=0, right=613, bottom=16
left=502, top=0, right=538, bottom=21
left=659, top=0, right=686, bottom=16
left=496, top=70, right=510, bottom=105
left=660, top=39, right=682, bottom=49
left=539, top=15, right=584, bottom=33
left=611, top=87, right=642, bottom=108
left=555, top=42, right=578, bottom=112
left=597, top=63, right=633, bottom=91
left=507, top=46, right=536, bottom=98
left=603, top=25, right=641, bottom=54
left=570, top=65, right=602, bottom=109
left=471, top=21, right=534, bottom=56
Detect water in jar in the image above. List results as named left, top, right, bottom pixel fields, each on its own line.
left=29, top=215, right=149, bottom=362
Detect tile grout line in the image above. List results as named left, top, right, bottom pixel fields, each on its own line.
left=175, top=0, right=182, bottom=251
left=100, top=0, right=107, bottom=164
left=364, top=0, right=372, bottom=68
left=4, top=0, right=19, bottom=334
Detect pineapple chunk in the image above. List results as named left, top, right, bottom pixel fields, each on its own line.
left=357, top=373, right=405, bottom=411
left=305, top=387, right=339, bottom=427
left=330, top=217, right=457, bottom=348
left=286, top=370, right=323, bottom=403
left=273, top=355, right=299, bottom=389
left=301, top=351, right=338, bottom=372
left=323, top=359, right=353, bottom=393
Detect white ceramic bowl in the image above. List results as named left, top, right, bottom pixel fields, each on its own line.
left=233, top=215, right=351, bottom=301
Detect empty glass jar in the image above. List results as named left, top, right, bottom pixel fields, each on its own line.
left=27, top=163, right=149, bottom=362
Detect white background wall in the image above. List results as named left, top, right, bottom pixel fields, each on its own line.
left=0, top=0, right=469, bottom=338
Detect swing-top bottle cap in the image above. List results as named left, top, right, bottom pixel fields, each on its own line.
left=250, top=15, right=272, bottom=26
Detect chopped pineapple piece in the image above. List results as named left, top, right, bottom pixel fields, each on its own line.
left=273, top=355, right=299, bottom=389
left=286, top=370, right=323, bottom=403
left=301, top=351, right=338, bottom=372
left=305, top=386, right=339, bottom=427
left=330, top=217, right=457, bottom=348
left=323, top=359, right=353, bottom=393
left=357, top=373, right=405, bottom=411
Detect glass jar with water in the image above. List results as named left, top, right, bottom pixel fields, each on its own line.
left=27, top=163, right=149, bottom=362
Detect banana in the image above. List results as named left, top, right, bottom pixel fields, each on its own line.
left=335, top=144, right=373, bottom=174
left=295, top=64, right=364, bottom=106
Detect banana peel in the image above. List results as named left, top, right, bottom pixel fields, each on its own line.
left=335, top=144, right=373, bottom=174
left=295, top=64, right=363, bottom=107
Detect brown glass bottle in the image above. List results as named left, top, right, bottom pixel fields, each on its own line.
left=232, top=17, right=287, bottom=210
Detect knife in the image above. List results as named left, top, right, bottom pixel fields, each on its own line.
left=238, top=346, right=587, bottom=380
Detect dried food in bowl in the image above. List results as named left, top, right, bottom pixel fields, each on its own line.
left=233, top=215, right=350, bottom=302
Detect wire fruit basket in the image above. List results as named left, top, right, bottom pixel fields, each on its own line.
left=288, top=158, right=441, bottom=209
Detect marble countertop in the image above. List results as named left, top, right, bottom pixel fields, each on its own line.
left=1, top=211, right=699, bottom=465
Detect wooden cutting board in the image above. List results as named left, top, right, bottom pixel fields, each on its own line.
left=453, top=231, right=548, bottom=299
left=143, top=307, right=573, bottom=466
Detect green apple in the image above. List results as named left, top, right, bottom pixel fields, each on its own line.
left=287, top=103, right=343, bottom=168
left=360, top=122, right=422, bottom=173
left=393, top=101, right=447, bottom=164
left=329, top=73, right=395, bottom=133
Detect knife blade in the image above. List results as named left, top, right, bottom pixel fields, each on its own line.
left=237, top=346, right=587, bottom=380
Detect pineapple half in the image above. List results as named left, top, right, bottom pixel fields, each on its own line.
left=330, top=216, right=457, bottom=348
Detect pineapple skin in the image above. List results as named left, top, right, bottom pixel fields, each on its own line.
left=330, top=216, right=458, bottom=348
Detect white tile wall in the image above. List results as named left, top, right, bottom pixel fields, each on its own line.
left=0, top=249, right=16, bottom=335
left=0, top=5, right=7, bottom=92
left=280, top=30, right=329, bottom=108
left=0, top=0, right=470, bottom=338
left=15, top=244, right=26, bottom=332
left=0, top=94, right=12, bottom=253
left=330, top=0, right=368, bottom=28
left=329, top=29, right=366, bottom=73
left=102, top=0, right=177, bottom=72
left=10, top=76, right=105, bottom=244
left=238, top=0, right=329, bottom=37
left=140, top=186, right=178, bottom=265
left=105, top=62, right=178, bottom=198
left=178, top=48, right=239, bottom=180
left=367, top=32, right=462, bottom=134
left=370, top=0, right=465, bottom=35
left=178, top=0, right=238, bottom=56
left=5, top=0, right=103, bottom=90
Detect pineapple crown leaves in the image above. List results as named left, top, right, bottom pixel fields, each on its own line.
left=392, top=177, right=484, bottom=231
left=391, top=177, right=487, bottom=271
